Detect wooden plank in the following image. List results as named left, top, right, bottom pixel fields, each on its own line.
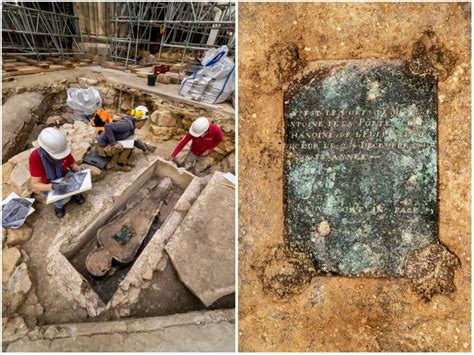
left=36, top=62, right=50, bottom=69
left=2, top=63, right=19, bottom=72
left=25, top=59, right=38, bottom=65
left=12, top=66, right=43, bottom=75
left=46, top=56, right=62, bottom=64
left=47, top=64, right=68, bottom=71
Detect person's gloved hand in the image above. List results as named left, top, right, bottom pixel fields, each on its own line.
left=146, top=143, right=156, bottom=153
left=51, top=181, right=69, bottom=194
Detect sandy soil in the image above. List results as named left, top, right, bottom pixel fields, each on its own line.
left=238, top=2, right=470, bottom=352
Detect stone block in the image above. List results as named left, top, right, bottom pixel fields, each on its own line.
left=157, top=111, right=176, bottom=127
left=165, top=172, right=235, bottom=306
left=46, top=115, right=62, bottom=126
left=10, top=161, right=31, bottom=197
left=8, top=263, right=32, bottom=295
left=6, top=224, right=32, bottom=247
left=151, top=110, right=176, bottom=127
left=79, top=77, right=99, bottom=86
left=156, top=74, right=171, bottom=84
left=150, top=126, right=175, bottom=141
left=3, top=247, right=22, bottom=286
left=3, top=316, right=28, bottom=343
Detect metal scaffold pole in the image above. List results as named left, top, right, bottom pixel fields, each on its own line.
left=108, top=1, right=235, bottom=69
left=2, top=1, right=84, bottom=60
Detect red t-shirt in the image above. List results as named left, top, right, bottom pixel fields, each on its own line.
left=29, top=149, right=75, bottom=183
left=171, top=124, right=223, bottom=158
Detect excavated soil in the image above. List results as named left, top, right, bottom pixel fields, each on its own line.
left=238, top=2, right=470, bottom=352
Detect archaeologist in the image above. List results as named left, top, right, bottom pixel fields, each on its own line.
left=96, top=105, right=151, bottom=171
left=169, top=117, right=223, bottom=174
left=29, top=127, right=85, bottom=219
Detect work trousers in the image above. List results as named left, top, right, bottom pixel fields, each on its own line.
left=96, top=144, right=133, bottom=169
left=183, top=151, right=212, bottom=175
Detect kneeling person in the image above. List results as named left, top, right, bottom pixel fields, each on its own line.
left=169, top=117, right=223, bottom=174
left=96, top=105, right=150, bottom=171
left=29, top=128, right=85, bottom=219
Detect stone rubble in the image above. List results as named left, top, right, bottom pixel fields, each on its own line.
left=3, top=247, right=22, bottom=287
left=5, top=224, right=32, bottom=247
left=8, top=263, right=32, bottom=295
left=2, top=316, right=29, bottom=343
left=58, top=121, right=97, bottom=163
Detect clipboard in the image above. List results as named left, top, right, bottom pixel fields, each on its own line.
left=46, top=169, right=92, bottom=204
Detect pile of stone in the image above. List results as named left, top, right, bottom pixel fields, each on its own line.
left=3, top=225, right=45, bottom=344
left=57, top=121, right=97, bottom=163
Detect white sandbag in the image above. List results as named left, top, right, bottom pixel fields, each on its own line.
left=66, top=87, right=102, bottom=120
left=179, top=46, right=235, bottom=104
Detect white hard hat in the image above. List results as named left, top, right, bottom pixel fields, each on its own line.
left=189, top=117, right=210, bottom=137
left=37, top=127, right=71, bottom=160
left=131, top=105, right=149, bottom=120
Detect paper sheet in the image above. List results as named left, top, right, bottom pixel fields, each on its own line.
left=2, top=193, right=35, bottom=217
left=222, top=172, right=236, bottom=185
left=46, top=169, right=92, bottom=204
left=117, top=135, right=136, bottom=149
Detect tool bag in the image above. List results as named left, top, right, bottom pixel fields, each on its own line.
left=179, top=46, right=235, bottom=104
left=91, top=108, right=112, bottom=132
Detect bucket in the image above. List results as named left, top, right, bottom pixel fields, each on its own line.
left=147, top=74, right=157, bottom=86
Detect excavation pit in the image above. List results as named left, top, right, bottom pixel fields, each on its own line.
left=46, top=157, right=235, bottom=319
left=67, top=178, right=183, bottom=304
left=2, top=67, right=235, bottom=329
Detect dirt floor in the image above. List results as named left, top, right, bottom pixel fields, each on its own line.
left=238, top=2, right=470, bottom=352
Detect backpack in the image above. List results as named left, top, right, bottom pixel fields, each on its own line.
left=91, top=108, right=112, bottom=132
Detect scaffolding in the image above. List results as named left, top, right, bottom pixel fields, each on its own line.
left=108, top=2, right=235, bottom=68
left=2, top=1, right=84, bottom=61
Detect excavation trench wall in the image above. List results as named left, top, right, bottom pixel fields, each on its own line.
left=2, top=70, right=235, bottom=173
left=49, top=158, right=200, bottom=319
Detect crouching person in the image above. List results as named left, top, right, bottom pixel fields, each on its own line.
left=169, top=117, right=223, bottom=174
left=29, top=127, right=85, bottom=219
left=96, top=105, right=150, bottom=171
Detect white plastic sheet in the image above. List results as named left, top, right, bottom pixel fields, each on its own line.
left=179, top=46, right=235, bottom=104
left=66, top=87, right=102, bottom=120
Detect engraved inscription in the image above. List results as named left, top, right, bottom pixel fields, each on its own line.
left=284, top=61, right=437, bottom=276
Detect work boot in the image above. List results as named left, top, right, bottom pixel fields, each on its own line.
left=114, top=163, right=132, bottom=172
left=106, top=153, right=119, bottom=170
left=55, top=206, right=65, bottom=219
left=124, top=160, right=136, bottom=168
left=73, top=194, right=85, bottom=205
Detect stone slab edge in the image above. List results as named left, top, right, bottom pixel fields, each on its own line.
left=165, top=171, right=236, bottom=307
left=5, top=309, right=234, bottom=345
